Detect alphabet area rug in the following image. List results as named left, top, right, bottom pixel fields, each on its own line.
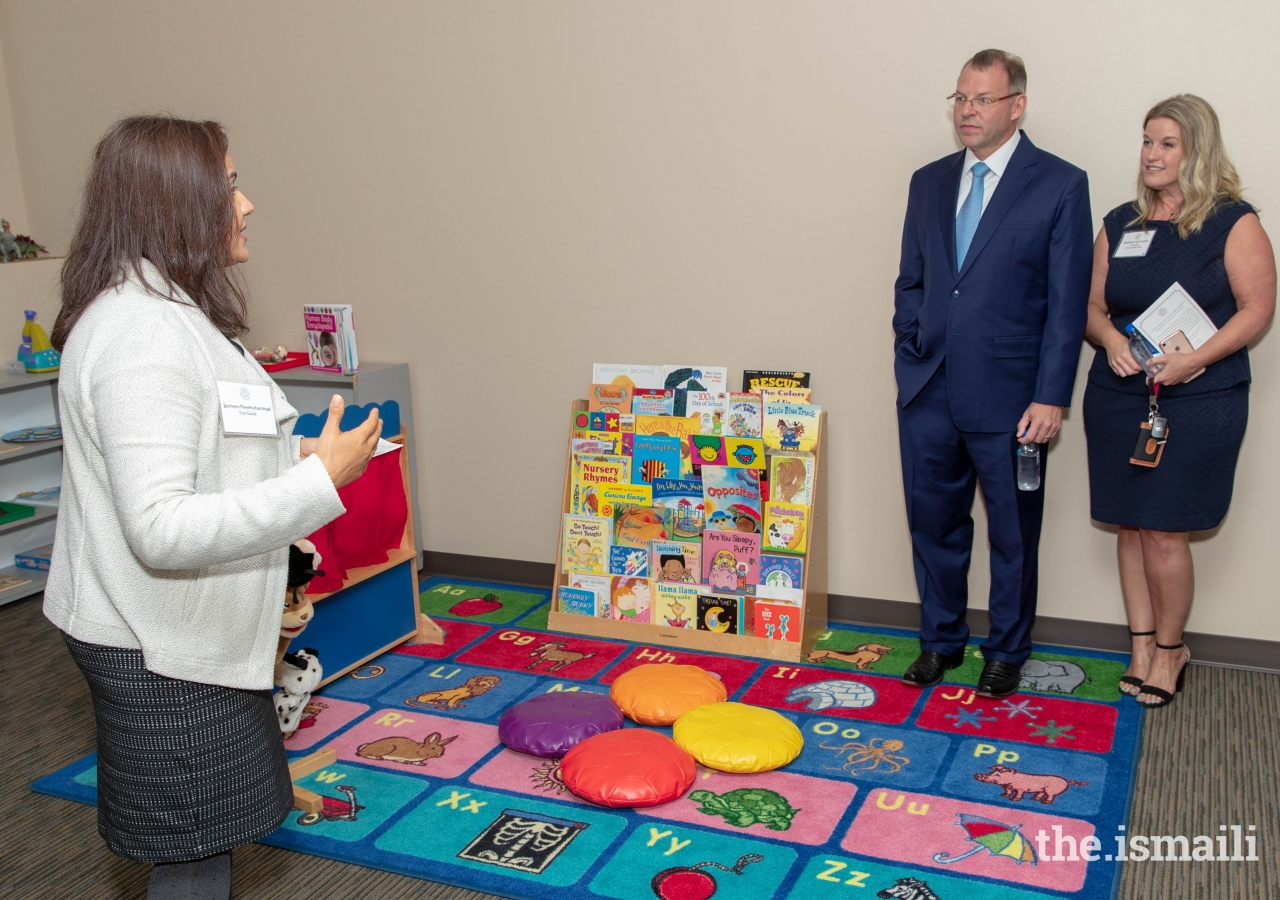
left=32, top=576, right=1143, bottom=900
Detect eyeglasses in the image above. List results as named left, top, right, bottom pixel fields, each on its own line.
left=948, top=93, right=1020, bottom=110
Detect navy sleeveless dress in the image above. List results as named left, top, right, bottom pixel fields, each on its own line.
left=1083, top=201, right=1253, bottom=531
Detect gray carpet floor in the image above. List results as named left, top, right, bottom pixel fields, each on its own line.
left=2, top=591, right=1275, bottom=899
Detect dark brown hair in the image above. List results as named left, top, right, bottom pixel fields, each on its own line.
left=53, top=116, right=247, bottom=350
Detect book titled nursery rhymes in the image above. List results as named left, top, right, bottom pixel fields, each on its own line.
left=631, top=435, right=682, bottom=485
left=724, top=393, right=763, bottom=439
left=651, top=477, right=704, bottom=540
left=609, top=545, right=650, bottom=578
left=592, top=363, right=664, bottom=389
left=303, top=304, right=359, bottom=374
left=571, top=453, right=630, bottom=515
left=769, top=454, right=813, bottom=506
left=764, top=501, right=808, bottom=554
left=589, top=383, right=634, bottom=415
left=562, top=514, right=608, bottom=574
left=763, top=402, right=821, bottom=453
left=651, top=540, right=701, bottom=584
left=701, top=466, right=761, bottom=533
left=702, top=529, right=761, bottom=593
left=610, top=576, right=653, bottom=623
left=655, top=582, right=699, bottom=629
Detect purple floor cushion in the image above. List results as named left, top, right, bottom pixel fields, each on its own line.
left=498, top=691, right=625, bottom=758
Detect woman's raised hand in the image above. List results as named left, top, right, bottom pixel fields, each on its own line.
left=313, top=394, right=380, bottom=489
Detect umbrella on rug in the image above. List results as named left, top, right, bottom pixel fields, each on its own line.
left=931, top=813, right=1038, bottom=866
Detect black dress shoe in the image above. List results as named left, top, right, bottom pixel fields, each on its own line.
left=902, top=650, right=966, bottom=688
left=976, top=659, right=1023, bottom=698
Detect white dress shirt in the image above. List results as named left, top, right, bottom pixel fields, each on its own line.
left=955, top=129, right=1022, bottom=218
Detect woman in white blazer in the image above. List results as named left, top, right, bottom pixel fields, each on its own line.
left=44, top=116, right=380, bottom=899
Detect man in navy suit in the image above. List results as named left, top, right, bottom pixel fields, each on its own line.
left=893, top=50, right=1092, bottom=697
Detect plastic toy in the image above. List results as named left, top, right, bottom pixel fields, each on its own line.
left=560, top=729, right=696, bottom=808
left=608, top=663, right=727, bottom=726
left=672, top=702, right=803, bottom=773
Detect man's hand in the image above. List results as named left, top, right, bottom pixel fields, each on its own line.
left=1016, top=402, right=1063, bottom=444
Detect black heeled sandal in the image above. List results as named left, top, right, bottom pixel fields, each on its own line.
left=1119, top=630, right=1156, bottom=696
left=1136, top=641, right=1189, bottom=708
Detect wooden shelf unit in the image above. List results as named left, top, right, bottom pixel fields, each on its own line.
left=547, top=399, right=828, bottom=662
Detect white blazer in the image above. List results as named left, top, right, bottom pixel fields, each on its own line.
left=44, top=262, right=346, bottom=690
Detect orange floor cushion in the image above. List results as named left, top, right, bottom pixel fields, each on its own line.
left=608, top=663, right=727, bottom=726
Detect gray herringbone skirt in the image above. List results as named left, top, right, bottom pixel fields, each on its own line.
left=62, top=633, right=294, bottom=862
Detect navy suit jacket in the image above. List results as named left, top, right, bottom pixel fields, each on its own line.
left=893, top=132, right=1093, bottom=432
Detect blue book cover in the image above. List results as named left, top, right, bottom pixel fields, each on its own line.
left=651, top=477, right=704, bottom=541
left=759, top=554, right=803, bottom=589
left=609, top=545, right=650, bottom=578
left=557, top=586, right=597, bottom=616
left=631, top=434, right=682, bottom=485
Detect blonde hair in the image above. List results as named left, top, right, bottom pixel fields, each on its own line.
left=1133, top=94, right=1244, bottom=238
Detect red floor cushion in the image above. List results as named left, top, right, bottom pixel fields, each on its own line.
left=560, top=729, right=696, bottom=808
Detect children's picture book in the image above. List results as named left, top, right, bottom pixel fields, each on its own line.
left=557, top=586, right=597, bottom=617
left=662, top=365, right=729, bottom=393
left=631, top=388, right=675, bottom=416
left=753, top=601, right=800, bottom=641
left=763, top=402, right=821, bottom=453
left=769, top=454, right=813, bottom=506
left=609, top=545, right=650, bottom=578
left=618, top=415, right=635, bottom=434
left=303, top=304, right=359, bottom=374
left=571, top=436, right=621, bottom=456
left=655, top=583, right=700, bottom=629
left=759, top=554, right=804, bottom=591
left=571, top=410, right=593, bottom=436
left=688, top=434, right=727, bottom=467
left=760, top=387, right=812, bottom=405
left=742, top=370, right=810, bottom=392
left=597, top=482, right=652, bottom=518
left=562, top=514, right=608, bottom=574
left=725, top=393, right=763, bottom=439
left=571, top=453, right=630, bottom=515
left=651, top=540, right=701, bottom=584
left=634, top=414, right=700, bottom=475
left=589, top=411, right=621, bottom=432
left=764, top=501, right=808, bottom=554
left=702, top=529, right=761, bottom=593
left=686, top=391, right=727, bottom=435
left=566, top=573, right=612, bottom=616
left=589, top=383, right=634, bottom=415
left=610, top=576, right=652, bottom=623
left=592, top=363, right=664, bottom=389
left=696, top=594, right=740, bottom=634
left=724, top=436, right=765, bottom=469
left=612, top=505, right=670, bottom=548
left=701, top=467, right=761, bottom=533
left=651, top=477, right=704, bottom=540
left=631, top=434, right=682, bottom=485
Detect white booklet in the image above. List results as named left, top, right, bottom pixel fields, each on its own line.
left=1132, top=282, right=1218, bottom=351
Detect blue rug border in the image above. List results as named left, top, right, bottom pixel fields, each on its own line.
left=32, top=580, right=1141, bottom=900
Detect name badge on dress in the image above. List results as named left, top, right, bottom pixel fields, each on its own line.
left=1113, top=230, right=1156, bottom=258
left=217, top=381, right=278, bottom=436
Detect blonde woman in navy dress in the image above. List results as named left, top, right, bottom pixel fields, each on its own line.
left=1083, top=95, right=1275, bottom=707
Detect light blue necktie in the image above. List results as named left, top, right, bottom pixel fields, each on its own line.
left=955, top=160, right=990, bottom=271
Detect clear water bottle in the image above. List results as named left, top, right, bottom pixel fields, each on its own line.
left=1125, top=323, right=1164, bottom=377
left=1016, top=443, right=1041, bottom=491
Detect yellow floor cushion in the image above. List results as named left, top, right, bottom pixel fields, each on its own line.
left=609, top=663, right=727, bottom=726
left=672, top=702, right=804, bottom=773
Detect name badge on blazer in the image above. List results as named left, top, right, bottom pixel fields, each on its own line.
left=1113, top=230, right=1155, bottom=258
left=217, top=381, right=278, bottom=436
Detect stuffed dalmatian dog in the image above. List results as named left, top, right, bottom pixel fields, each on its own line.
left=275, top=647, right=323, bottom=737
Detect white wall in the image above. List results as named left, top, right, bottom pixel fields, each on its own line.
left=1, top=1, right=1276, bottom=640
